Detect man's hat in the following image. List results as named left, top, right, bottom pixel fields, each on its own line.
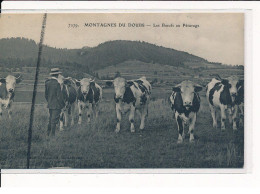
left=50, top=68, right=62, bottom=75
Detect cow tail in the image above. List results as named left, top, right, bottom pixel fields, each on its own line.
left=68, top=106, right=71, bottom=115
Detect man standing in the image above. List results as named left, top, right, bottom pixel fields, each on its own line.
left=45, top=68, right=65, bottom=136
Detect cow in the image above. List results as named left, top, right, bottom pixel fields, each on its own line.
left=106, top=76, right=151, bottom=133
left=169, top=80, right=202, bottom=143
left=206, top=75, right=244, bottom=131
left=236, top=79, right=244, bottom=127
left=58, top=76, right=77, bottom=131
left=75, top=78, right=102, bottom=124
left=0, top=75, right=22, bottom=119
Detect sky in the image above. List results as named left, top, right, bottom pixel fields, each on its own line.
left=0, top=13, right=244, bottom=65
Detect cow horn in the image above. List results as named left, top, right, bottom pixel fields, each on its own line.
left=15, top=74, right=21, bottom=80
left=194, top=83, right=203, bottom=87
left=210, top=74, right=222, bottom=80
left=174, top=83, right=182, bottom=88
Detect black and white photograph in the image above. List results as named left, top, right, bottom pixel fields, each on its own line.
left=0, top=12, right=244, bottom=169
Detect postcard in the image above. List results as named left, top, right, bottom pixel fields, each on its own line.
left=0, top=12, right=245, bottom=172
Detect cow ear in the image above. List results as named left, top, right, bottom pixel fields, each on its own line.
left=16, top=75, right=22, bottom=84
left=126, top=81, right=133, bottom=87
left=75, top=79, right=81, bottom=87
left=221, top=79, right=229, bottom=85
left=194, top=85, right=203, bottom=92
left=106, top=81, right=113, bottom=87
left=90, top=81, right=95, bottom=87
left=172, top=87, right=181, bottom=92
left=63, top=79, right=70, bottom=85
left=0, top=78, right=6, bottom=83
left=239, top=79, right=244, bottom=85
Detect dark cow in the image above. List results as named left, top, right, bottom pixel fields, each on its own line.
left=169, top=80, right=202, bottom=143
left=206, top=75, right=244, bottom=130
left=58, top=76, right=77, bottom=131
left=0, top=75, right=22, bottom=119
left=106, top=76, right=151, bottom=133
left=76, top=78, right=102, bottom=124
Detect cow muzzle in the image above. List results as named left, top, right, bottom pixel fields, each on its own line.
left=114, top=95, right=123, bottom=103
left=183, top=101, right=192, bottom=108
left=82, top=91, right=88, bottom=96
left=231, top=92, right=237, bottom=97
left=8, top=89, right=14, bottom=93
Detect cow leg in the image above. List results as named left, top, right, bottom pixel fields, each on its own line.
left=140, top=104, right=148, bottom=130
left=86, top=103, right=91, bottom=123
left=92, top=103, right=99, bottom=118
left=228, top=108, right=233, bottom=125
left=64, top=109, right=68, bottom=127
left=70, top=103, right=76, bottom=126
left=115, top=102, right=122, bottom=133
left=95, top=103, right=99, bottom=118
left=220, top=105, right=227, bottom=131
left=175, top=113, right=184, bottom=143
left=7, top=108, right=12, bottom=119
left=78, top=102, right=83, bottom=124
left=188, top=112, right=196, bottom=143
left=182, top=121, right=185, bottom=140
left=209, top=104, right=217, bottom=128
left=0, top=103, right=2, bottom=118
left=232, top=105, right=238, bottom=130
left=238, top=103, right=244, bottom=127
left=129, top=103, right=135, bottom=133
left=59, top=111, right=64, bottom=131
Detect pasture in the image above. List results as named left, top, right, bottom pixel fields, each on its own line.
left=0, top=87, right=244, bottom=169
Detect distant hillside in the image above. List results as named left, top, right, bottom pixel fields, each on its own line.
left=78, top=40, right=211, bottom=70
left=0, top=37, right=218, bottom=72
left=0, top=37, right=82, bottom=63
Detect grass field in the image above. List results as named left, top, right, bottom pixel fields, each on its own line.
left=0, top=87, right=244, bottom=169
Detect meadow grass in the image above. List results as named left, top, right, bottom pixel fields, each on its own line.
left=0, top=95, right=244, bottom=169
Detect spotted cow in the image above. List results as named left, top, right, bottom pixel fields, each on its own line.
left=106, top=76, right=151, bottom=133
left=206, top=75, right=244, bottom=131
left=169, top=81, right=202, bottom=143
left=76, top=78, right=102, bottom=124
left=0, top=75, right=22, bottom=119
left=58, top=76, right=77, bottom=131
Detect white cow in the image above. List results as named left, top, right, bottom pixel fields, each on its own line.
left=106, top=76, right=151, bottom=133
left=0, top=75, right=22, bottom=119
left=169, top=81, right=202, bottom=143
left=206, top=75, right=243, bottom=130
left=58, top=76, right=78, bottom=131
left=76, top=78, right=102, bottom=124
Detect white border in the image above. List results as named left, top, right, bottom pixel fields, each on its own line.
left=0, top=1, right=258, bottom=187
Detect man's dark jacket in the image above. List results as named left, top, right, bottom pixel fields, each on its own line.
left=45, top=78, right=65, bottom=109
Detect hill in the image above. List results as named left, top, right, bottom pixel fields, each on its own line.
left=0, top=38, right=220, bottom=72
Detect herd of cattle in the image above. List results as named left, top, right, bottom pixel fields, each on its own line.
left=0, top=74, right=244, bottom=143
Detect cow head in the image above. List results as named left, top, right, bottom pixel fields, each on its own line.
left=217, top=76, right=243, bottom=103
left=0, top=75, right=22, bottom=94
left=76, top=78, right=95, bottom=96
left=63, top=77, right=76, bottom=87
left=172, top=80, right=202, bottom=109
left=106, top=77, right=133, bottom=100
left=227, top=76, right=238, bottom=98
